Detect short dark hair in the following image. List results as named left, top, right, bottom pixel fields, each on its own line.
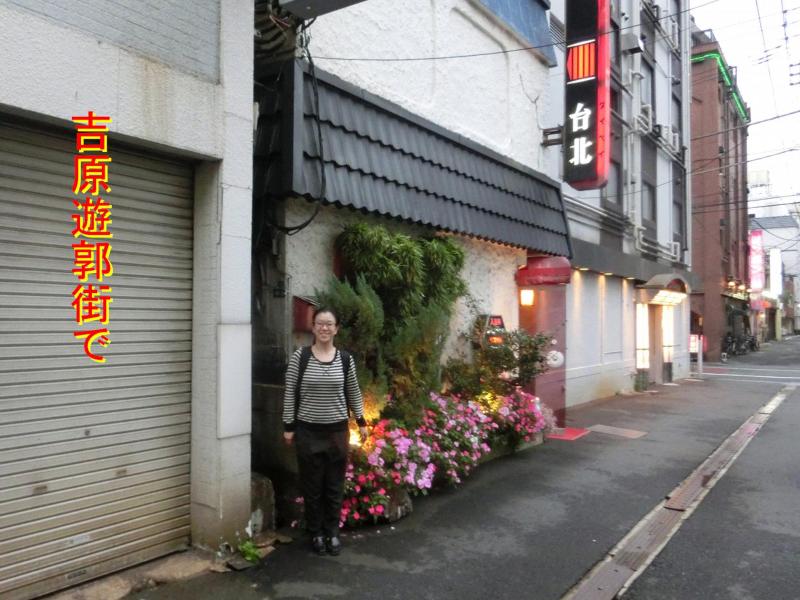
left=312, top=306, right=338, bottom=325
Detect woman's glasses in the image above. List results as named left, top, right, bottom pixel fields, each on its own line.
left=314, top=321, right=337, bottom=330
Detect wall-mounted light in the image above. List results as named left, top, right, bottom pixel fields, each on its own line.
left=738, top=283, right=747, bottom=291
left=651, top=290, right=687, bottom=305
left=520, top=289, right=535, bottom=306
left=578, top=267, right=589, bottom=271
left=727, top=278, right=736, bottom=288
left=603, top=272, right=614, bottom=276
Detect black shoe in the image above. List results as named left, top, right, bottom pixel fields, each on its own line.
left=311, top=536, right=326, bottom=555
left=326, top=536, right=342, bottom=556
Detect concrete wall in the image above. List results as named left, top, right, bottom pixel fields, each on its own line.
left=0, top=0, right=254, bottom=549
left=0, top=3, right=221, bottom=158
left=1, top=0, right=220, bottom=81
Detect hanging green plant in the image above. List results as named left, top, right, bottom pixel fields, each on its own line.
left=330, top=222, right=468, bottom=405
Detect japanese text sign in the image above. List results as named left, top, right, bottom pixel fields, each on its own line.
left=564, top=0, right=610, bottom=190
left=71, top=111, right=113, bottom=363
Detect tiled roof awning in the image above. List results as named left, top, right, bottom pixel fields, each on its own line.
left=255, top=60, right=572, bottom=257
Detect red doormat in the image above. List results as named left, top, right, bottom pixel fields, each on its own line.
left=546, top=427, right=591, bottom=441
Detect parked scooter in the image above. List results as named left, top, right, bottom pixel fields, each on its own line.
left=720, top=333, right=735, bottom=363
left=721, top=332, right=758, bottom=362
left=746, top=333, right=760, bottom=352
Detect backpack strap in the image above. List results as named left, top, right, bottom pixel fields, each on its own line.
left=294, top=345, right=313, bottom=423
left=339, top=349, right=352, bottom=404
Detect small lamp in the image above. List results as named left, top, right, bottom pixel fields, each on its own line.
left=520, top=289, right=535, bottom=306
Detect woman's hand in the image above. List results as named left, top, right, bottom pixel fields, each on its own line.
left=283, top=432, right=295, bottom=445
left=358, top=426, right=368, bottom=443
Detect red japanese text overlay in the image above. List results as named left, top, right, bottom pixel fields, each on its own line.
left=71, top=112, right=113, bottom=363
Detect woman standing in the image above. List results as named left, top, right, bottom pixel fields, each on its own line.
left=283, top=307, right=368, bottom=556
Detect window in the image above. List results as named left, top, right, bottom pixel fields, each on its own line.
left=641, top=139, right=657, bottom=230
left=671, top=97, right=682, bottom=141
left=672, top=201, right=684, bottom=237
left=640, top=7, right=656, bottom=57
left=672, top=162, right=686, bottom=239
left=642, top=183, right=656, bottom=221
left=480, top=0, right=556, bottom=66
left=607, top=160, right=622, bottom=205
left=642, top=62, right=655, bottom=108
left=610, top=23, right=621, bottom=73
left=604, top=117, right=624, bottom=207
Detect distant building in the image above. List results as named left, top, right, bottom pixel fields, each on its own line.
left=689, top=25, right=750, bottom=360
left=750, top=215, right=800, bottom=338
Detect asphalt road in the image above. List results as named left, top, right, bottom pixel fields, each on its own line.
left=626, top=337, right=800, bottom=600
left=127, top=338, right=800, bottom=600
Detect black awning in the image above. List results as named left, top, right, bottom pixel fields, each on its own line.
left=255, top=60, right=572, bottom=258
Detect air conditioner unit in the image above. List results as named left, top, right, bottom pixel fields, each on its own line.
left=637, top=104, right=653, bottom=133
left=669, top=241, right=681, bottom=258
left=670, top=131, right=681, bottom=151
left=622, top=32, right=645, bottom=54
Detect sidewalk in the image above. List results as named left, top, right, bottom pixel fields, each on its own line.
left=111, top=370, right=785, bottom=600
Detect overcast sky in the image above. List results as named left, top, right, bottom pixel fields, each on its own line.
left=691, top=0, right=800, bottom=205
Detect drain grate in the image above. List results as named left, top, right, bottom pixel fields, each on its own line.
left=569, top=562, right=636, bottom=600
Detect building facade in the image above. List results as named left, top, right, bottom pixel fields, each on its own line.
left=0, top=2, right=254, bottom=597
left=544, top=0, right=694, bottom=402
left=749, top=215, right=800, bottom=339
left=689, top=26, right=751, bottom=361
left=250, top=0, right=575, bottom=453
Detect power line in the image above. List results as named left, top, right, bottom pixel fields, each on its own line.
left=754, top=0, right=781, bottom=114
left=690, top=108, right=800, bottom=141
left=692, top=197, right=800, bottom=215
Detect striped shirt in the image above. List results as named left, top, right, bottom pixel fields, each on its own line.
left=283, top=348, right=365, bottom=431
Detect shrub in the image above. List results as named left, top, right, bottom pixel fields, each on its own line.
left=489, top=388, right=551, bottom=450
left=414, top=392, right=496, bottom=485
left=444, top=328, right=553, bottom=397
left=333, top=223, right=467, bottom=405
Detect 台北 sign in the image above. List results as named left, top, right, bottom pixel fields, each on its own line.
left=564, top=0, right=610, bottom=190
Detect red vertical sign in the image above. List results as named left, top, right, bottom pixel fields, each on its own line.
left=564, top=0, right=610, bottom=190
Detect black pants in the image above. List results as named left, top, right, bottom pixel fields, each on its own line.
left=296, top=426, right=349, bottom=538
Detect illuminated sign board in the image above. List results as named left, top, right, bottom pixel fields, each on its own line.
left=564, top=0, right=610, bottom=190
left=749, top=229, right=764, bottom=292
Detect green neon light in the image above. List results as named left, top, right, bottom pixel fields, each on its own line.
left=691, top=52, right=750, bottom=123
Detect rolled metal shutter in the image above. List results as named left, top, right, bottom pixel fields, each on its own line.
left=0, top=119, right=192, bottom=600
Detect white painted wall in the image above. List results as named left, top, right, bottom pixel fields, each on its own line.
left=310, top=0, right=553, bottom=169
left=565, top=271, right=637, bottom=406
left=0, top=0, right=254, bottom=547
